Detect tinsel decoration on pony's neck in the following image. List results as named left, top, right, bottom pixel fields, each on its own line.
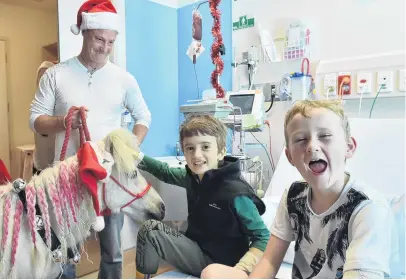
left=209, top=0, right=225, bottom=98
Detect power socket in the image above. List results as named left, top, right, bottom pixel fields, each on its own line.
left=377, top=71, right=393, bottom=92
left=399, top=69, right=405, bottom=91
left=357, top=72, right=372, bottom=94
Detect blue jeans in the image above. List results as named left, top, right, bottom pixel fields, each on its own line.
left=60, top=213, right=125, bottom=279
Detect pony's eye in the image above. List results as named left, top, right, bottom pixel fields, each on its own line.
left=102, top=159, right=110, bottom=164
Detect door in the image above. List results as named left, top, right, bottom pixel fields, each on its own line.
left=0, top=40, right=11, bottom=171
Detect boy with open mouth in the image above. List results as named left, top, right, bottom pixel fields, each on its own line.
left=249, top=100, right=396, bottom=279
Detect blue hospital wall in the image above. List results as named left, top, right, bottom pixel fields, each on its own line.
left=125, top=0, right=179, bottom=156
left=177, top=0, right=233, bottom=120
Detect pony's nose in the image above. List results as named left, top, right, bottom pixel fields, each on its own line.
left=160, top=202, right=166, bottom=214
left=150, top=202, right=166, bottom=221
left=157, top=202, right=166, bottom=220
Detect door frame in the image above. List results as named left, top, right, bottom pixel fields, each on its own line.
left=0, top=37, right=12, bottom=172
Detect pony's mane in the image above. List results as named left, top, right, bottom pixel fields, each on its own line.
left=102, top=128, right=142, bottom=176
left=0, top=156, right=95, bottom=278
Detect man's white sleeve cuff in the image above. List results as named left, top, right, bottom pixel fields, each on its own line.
left=29, top=114, right=41, bottom=133
left=134, top=120, right=150, bottom=129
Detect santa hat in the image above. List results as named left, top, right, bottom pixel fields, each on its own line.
left=77, top=142, right=108, bottom=231
left=70, top=0, right=119, bottom=35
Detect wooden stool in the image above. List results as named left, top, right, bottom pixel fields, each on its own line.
left=15, top=144, right=35, bottom=182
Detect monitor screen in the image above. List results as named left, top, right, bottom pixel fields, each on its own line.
left=229, top=94, right=255, bottom=115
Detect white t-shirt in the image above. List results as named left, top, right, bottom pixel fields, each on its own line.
left=271, top=175, right=395, bottom=278
left=29, top=57, right=151, bottom=161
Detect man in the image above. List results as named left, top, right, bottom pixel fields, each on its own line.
left=29, top=0, right=151, bottom=278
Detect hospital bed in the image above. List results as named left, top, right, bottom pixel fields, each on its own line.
left=154, top=118, right=405, bottom=279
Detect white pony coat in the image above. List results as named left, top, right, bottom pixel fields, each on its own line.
left=0, top=129, right=165, bottom=278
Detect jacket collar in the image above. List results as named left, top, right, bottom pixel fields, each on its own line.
left=185, top=156, right=241, bottom=185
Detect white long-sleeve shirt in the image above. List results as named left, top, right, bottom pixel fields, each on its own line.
left=29, top=57, right=151, bottom=162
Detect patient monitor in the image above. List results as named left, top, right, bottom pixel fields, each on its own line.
left=179, top=89, right=266, bottom=132
left=223, top=89, right=266, bottom=132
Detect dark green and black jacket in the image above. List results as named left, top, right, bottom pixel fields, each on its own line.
left=140, top=155, right=270, bottom=266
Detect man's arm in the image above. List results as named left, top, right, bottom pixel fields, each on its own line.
left=34, top=115, right=65, bottom=135
left=30, top=69, right=62, bottom=135
left=124, top=75, right=151, bottom=143
left=132, top=124, right=148, bottom=143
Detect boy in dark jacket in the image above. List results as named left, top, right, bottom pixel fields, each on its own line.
left=135, top=115, right=270, bottom=278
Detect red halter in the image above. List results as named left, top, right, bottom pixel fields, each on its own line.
left=100, top=175, right=152, bottom=215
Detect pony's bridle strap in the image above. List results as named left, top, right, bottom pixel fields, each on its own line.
left=100, top=175, right=152, bottom=215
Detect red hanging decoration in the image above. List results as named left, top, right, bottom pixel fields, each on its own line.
left=209, top=0, right=225, bottom=98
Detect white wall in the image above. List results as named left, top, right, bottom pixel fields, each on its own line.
left=232, top=0, right=405, bottom=88
left=57, top=0, right=84, bottom=61
left=233, top=0, right=405, bottom=61
left=232, top=0, right=406, bottom=191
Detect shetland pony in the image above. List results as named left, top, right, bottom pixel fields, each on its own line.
left=0, top=129, right=165, bottom=278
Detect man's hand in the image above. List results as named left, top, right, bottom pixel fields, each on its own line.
left=65, top=107, right=89, bottom=129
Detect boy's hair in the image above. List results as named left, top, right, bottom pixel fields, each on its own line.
left=179, top=115, right=227, bottom=151
left=284, top=100, right=351, bottom=146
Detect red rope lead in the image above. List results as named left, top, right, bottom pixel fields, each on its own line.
left=60, top=106, right=91, bottom=161
left=209, top=0, right=225, bottom=98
